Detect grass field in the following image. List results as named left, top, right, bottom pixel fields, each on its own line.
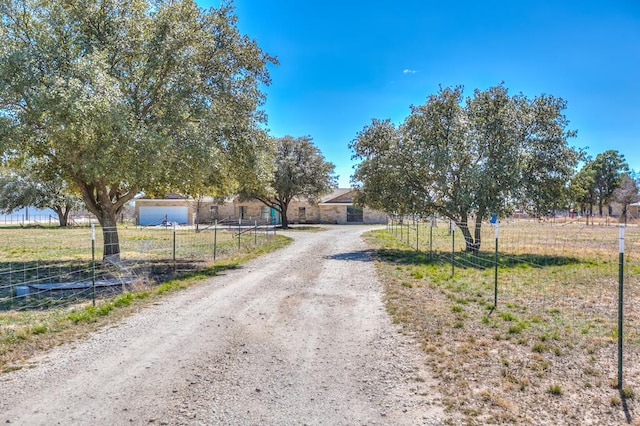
left=0, top=227, right=291, bottom=374
left=0, top=224, right=276, bottom=307
left=367, top=220, right=640, bottom=424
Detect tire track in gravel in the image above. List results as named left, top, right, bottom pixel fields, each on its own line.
left=0, top=225, right=444, bottom=425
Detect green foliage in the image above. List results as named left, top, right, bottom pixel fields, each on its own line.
left=66, top=306, right=98, bottom=324
left=0, top=0, right=275, bottom=259
left=350, top=84, right=580, bottom=251
left=621, top=386, right=636, bottom=400
left=498, top=312, right=517, bottom=322
left=571, top=150, right=629, bottom=216
left=548, top=384, right=563, bottom=395
left=239, top=135, right=338, bottom=228
left=591, top=150, right=628, bottom=215
left=0, top=166, right=83, bottom=226
left=113, top=293, right=134, bottom=308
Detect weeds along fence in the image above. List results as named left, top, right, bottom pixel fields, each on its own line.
left=0, top=219, right=277, bottom=311
left=387, top=217, right=640, bottom=389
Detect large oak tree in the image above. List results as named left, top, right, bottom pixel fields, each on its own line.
left=351, top=85, right=581, bottom=252
left=0, top=0, right=274, bottom=261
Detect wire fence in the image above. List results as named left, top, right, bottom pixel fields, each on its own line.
left=0, top=219, right=277, bottom=311
left=387, top=216, right=639, bottom=391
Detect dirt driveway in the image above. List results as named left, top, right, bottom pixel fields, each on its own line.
left=0, top=225, right=444, bottom=425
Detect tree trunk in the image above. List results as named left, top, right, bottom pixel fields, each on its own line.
left=280, top=201, right=290, bottom=229
left=54, top=206, right=72, bottom=227
left=472, top=215, right=483, bottom=252
left=195, top=198, right=201, bottom=232
left=455, top=217, right=480, bottom=253
left=62, top=207, right=70, bottom=227
left=99, top=210, right=121, bottom=264
left=77, top=182, right=133, bottom=264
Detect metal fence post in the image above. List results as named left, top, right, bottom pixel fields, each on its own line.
left=238, top=219, right=241, bottom=251
left=213, top=220, right=218, bottom=261
left=451, top=221, right=455, bottom=277
left=429, top=219, right=433, bottom=260
left=172, top=223, right=177, bottom=266
left=254, top=220, right=258, bottom=245
left=494, top=222, right=499, bottom=308
left=618, top=224, right=625, bottom=389
left=407, top=221, right=410, bottom=246
left=91, top=224, right=96, bottom=307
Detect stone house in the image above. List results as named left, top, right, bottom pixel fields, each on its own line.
left=134, top=189, right=387, bottom=226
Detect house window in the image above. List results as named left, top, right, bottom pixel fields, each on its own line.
left=298, top=207, right=306, bottom=222
left=347, top=205, right=363, bottom=223
left=239, top=206, right=247, bottom=220
left=262, top=206, right=271, bottom=220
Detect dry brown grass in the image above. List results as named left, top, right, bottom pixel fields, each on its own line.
left=366, top=221, right=639, bottom=425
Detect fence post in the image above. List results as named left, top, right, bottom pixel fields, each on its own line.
left=429, top=219, right=433, bottom=260
left=91, top=224, right=96, bottom=307
left=172, top=223, right=177, bottom=266
left=416, top=219, right=419, bottom=251
left=238, top=219, right=241, bottom=251
left=400, top=218, right=403, bottom=241
left=213, top=220, right=218, bottom=261
left=407, top=221, right=410, bottom=246
left=494, top=222, right=499, bottom=308
left=618, top=224, right=625, bottom=390
left=254, top=220, right=258, bottom=245
left=451, top=221, right=455, bottom=277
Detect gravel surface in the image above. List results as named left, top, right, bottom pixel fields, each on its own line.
left=0, top=225, right=444, bottom=425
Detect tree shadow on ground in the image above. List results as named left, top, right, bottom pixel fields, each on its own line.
left=370, top=248, right=583, bottom=270
left=326, top=250, right=377, bottom=262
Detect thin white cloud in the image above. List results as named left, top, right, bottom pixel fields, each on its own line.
left=403, top=69, right=418, bottom=74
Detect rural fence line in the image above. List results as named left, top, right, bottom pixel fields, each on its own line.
left=0, top=219, right=277, bottom=311
left=387, top=217, right=639, bottom=390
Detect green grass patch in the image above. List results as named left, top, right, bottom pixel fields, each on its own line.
left=0, top=234, right=291, bottom=374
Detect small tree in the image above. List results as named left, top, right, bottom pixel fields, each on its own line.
left=240, top=136, right=337, bottom=229
left=0, top=169, right=83, bottom=226
left=570, top=163, right=597, bottom=223
left=613, top=174, right=640, bottom=224
left=591, top=150, right=628, bottom=216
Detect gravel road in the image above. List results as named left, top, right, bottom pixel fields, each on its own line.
left=0, top=225, right=444, bottom=425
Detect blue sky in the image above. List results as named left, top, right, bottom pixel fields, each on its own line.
left=200, top=0, right=640, bottom=187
